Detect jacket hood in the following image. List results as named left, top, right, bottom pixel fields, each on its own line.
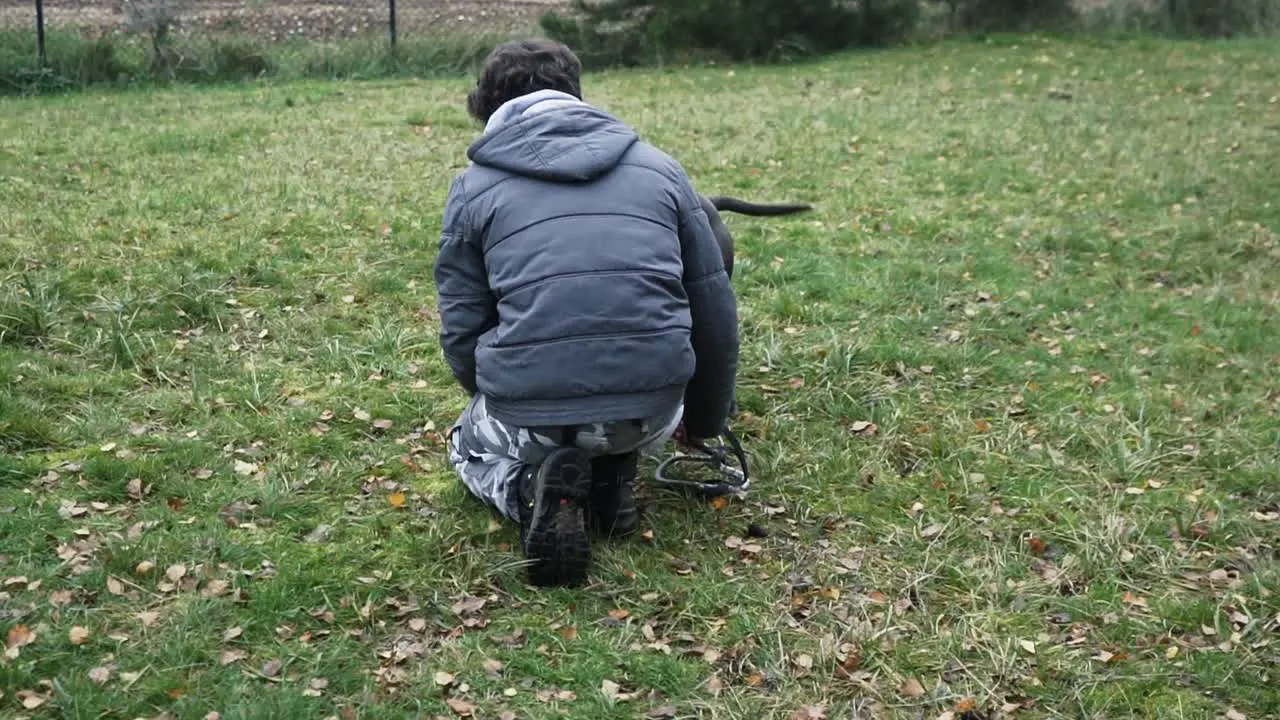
left=466, top=89, right=639, bottom=183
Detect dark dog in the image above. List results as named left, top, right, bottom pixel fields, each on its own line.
left=699, top=194, right=812, bottom=280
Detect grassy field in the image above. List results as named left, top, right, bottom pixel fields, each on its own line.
left=2, top=35, right=1278, bottom=720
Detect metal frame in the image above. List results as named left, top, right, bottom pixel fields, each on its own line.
left=653, top=428, right=751, bottom=497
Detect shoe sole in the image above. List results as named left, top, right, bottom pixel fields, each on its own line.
left=525, top=447, right=592, bottom=587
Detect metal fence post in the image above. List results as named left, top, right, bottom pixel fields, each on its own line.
left=35, top=0, right=47, bottom=66
left=389, top=0, right=397, bottom=51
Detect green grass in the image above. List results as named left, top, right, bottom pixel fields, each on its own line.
left=2, top=35, right=1278, bottom=720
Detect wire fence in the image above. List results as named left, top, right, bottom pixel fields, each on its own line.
left=2, top=0, right=571, bottom=65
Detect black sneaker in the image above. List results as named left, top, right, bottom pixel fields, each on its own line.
left=587, top=452, right=639, bottom=538
left=516, top=447, right=592, bottom=587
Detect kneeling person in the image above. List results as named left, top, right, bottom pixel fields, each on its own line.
left=434, top=40, right=739, bottom=587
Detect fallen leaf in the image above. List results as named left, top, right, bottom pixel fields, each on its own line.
left=222, top=626, right=244, bottom=642
left=135, top=560, right=155, bottom=575
left=219, top=648, right=248, bottom=666
left=607, top=608, right=630, bottom=621
left=166, top=564, right=187, bottom=582
left=446, top=697, right=476, bottom=717
left=835, top=647, right=863, bottom=679
left=388, top=491, right=407, bottom=508
left=106, top=576, right=125, bottom=595
left=261, top=658, right=283, bottom=678
left=710, top=495, right=729, bottom=510
left=69, top=626, right=91, bottom=645
left=850, top=420, right=877, bottom=435
left=7, top=624, right=35, bottom=650
left=1122, top=592, right=1149, bottom=608
left=203, top=579, right=230, bottom=598
left=792, top=705, right=828, bottom=720
left=451, top=596, right=486, bottom=615
left=88, top=665, right=113, bottom=684
left=49, top=590, right=73, bottom=606
left=559, top=626, right=579, bottom=641
left=136, top=611, right=161, bottom=627
left=921, top=523, right=945, bottom=539
left=640, top=529, right=655, bottom=543
left=794, top=653, right=814, bottom=670
left=1225, top=709, right=1247, bottom=720
left=233, top=459, right=259, bottom=476
left=17, top=690, right=47, bottom=709
left=482, top=659, right=504, bottom=674
left=434, top=671, right=456, bottom=687
left=126, top=477, right=144, bottom=500
left=901, top=677, right=926, bottom=698
left=373, top=419, right=394, bottom=430
left=353, top=408, right=372, bottom=422
left=1020, top=639, right=1036, bottom=654
left=601, top=679, right=625, bottom=701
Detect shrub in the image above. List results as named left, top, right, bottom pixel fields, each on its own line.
left=539, top=0, right=923, bottom=68
left=943, top=0, right=1078, bottom=33
left=1159, top=0, right=1280, bottom=37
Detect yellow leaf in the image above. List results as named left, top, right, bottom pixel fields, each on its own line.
left=710, top=496, right=729, bottom=510
left=69, top=626, right=91, bottom=645
left=388, top=492, right=407, bottom=508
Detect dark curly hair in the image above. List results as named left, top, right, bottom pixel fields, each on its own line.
left=466, top=40, right=583, bottom=125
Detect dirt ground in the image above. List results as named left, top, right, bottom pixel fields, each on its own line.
left=0, top=0, right=573, bottom=40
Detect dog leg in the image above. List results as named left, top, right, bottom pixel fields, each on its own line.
left=699, top=193, right=736, bottom=281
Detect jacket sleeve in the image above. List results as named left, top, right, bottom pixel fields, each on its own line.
left=672, top=169, right=740, bottom=439
left=433, top=175, right=496, bottom=395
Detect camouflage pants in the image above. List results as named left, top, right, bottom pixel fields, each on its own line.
left=447, top=394, right=684, bottom=522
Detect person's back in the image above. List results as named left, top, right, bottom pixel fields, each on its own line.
left=435, top=40, right=738, bottom=588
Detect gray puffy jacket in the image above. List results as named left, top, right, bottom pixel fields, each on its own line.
left=433, top=89, right=738, bottom=438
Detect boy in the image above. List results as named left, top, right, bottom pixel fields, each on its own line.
left=434, top=40, right=739, bottom=587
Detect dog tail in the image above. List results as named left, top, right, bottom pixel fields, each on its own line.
left=707, top=195, right=813, bottom=216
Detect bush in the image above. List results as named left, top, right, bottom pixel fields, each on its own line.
left=0, top=30, right=139, bottom=93
left=1159, top=0, right=1280, bottom=37
left=539, top=0, right=922, bottom=68
left=944, top=0, right=1078, bottom=33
